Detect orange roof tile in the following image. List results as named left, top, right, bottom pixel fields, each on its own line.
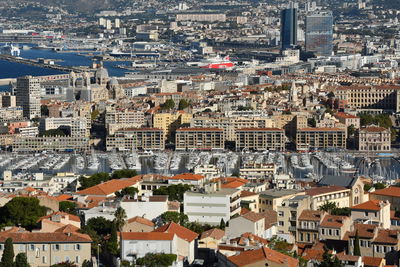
left=240, top=191, right=258, bottom=198
left=38, top=211, right=81, bottom=223
left=351, top=200, right=387, bottom=211
left=169, top=173, right=204, bottom=181
left=200, top=228, right=225, bottom=240
left=320, top=215, right=348, bottom=228
left=306, top=186, right=348, bottom=196
left=371, top=187, right=400, bottom=197
left=298, top=210, right=323, bottom=221
left=56, top=194, right=73, bottom=201
left=127, top=216, right=155, bottom=227
left=242, top=211, right=265, bottom=223
left=0, top=232, right=91, bottom=243
left=153, top=222, right=198, bottom=242
left=76, top=176, right=141, bottom=196
left=228, top=247, right=298, bottom=267
left=362, top=256, right=385, bottom=267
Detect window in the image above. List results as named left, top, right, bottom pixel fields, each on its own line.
left=42, top=256, right=47, bottom=264
left=365, top=212, right=368, bottom=216
left=42, top=245, right=47, bottom=251
left=76, top=256, right=80, bottom=263
left=278, top=211, right=284, bottom=217
left=321, top=229, right=325, bottom=235
left=279, top=221, right=284, bottom=226
left=336, top=230, right=339, bottom=236
left=0, top=244, right=3, bottom=251
left=29, top=244, right=35, bottom=251
left=75, top=244, right=81, bottom=251
left=54, top=244, right=60, bottom=251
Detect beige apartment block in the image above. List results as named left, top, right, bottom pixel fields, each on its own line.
left=106, top=128, right=165, bottom=151
left=296, top=127, right=346, bottom=151
left=153, top=111, right=192, bottom=139
left=235, top=128, right=285, bottom=151
left=175, top=128, right=224, bottom=150
left=0, top=232, right=92, bottom=267
left=357, top=126, right=391, bottom=152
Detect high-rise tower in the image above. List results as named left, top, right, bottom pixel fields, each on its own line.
left=305, top=11, right=334, bottom=57
left=281, top=4, right=298, bottom=51
left=16, top=76, right=41, bottom=119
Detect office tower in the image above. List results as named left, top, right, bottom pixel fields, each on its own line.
left=281, top=6, right=298, bottom=50
left=16, top=76, right=41, bottom=119
left=305, top=11, right=334, bottom=57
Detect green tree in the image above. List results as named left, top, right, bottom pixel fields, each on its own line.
left=59, top=201, right=77, bottom=215
left=319, top=246, right=342, bottom=267
left=106, top=224, right=119, bottom=256
left=81, top=260, right=92, bottom=267
left=161, top=99, right=175, bottom=110
left=0, top=197, right=47, bottom=230
left=115, top=187, right=139, bottom=198
left=185, top=221, right=213, bottom=234
left=160, top=212, right=188, bottom=225
left=136, top=253, right=177, bottom=267
left=353, top=230, right=361, bottom=256
left=178, top=99, right=190, bottom=110
left=373, top=183, right=386, bottom=190
left=111, top=169, right=137, bottom=179
left=15, top=253, right=30, bottom=267
left=153, top=184, right=192, bottom=202
left=319, top=201, right=338, bottom=213
left=40, top=129, right=68, bottom=137
left=347, top=125, right=355, bottom=136
left=308, top=118, right=317, bottom=127
left=219, top=218, right=226, bottom=230
left=40, top=105, right=49, bottom=117
left=91, top=110, right=100, bottom=121
left=114, top=207, right=127, bottom=232
left=83, top=217, right=113, bottom=237
left=1, top=238, right=14, bottom=267
left=78, top=172, right=110, bottom=190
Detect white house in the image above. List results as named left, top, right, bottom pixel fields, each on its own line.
left=183, top=183, right=241, bottom=225
left=226, top=212, right=265, bottom=238
left=120, top=194, right=170, bottom=221
left=120, top=232, right=182, bottom=267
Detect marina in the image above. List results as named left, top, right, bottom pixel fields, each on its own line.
left=0, top=151, right=399, bottom=183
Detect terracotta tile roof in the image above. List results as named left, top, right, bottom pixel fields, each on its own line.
left=240, top=190, right=258, bottom=198
left=320, top=215, right=348, bottom=228
left=373, top=229, right=399, bottom=245
left=176, top=127, right=223, bottom=132
left=371, top=187, right=400, bottom=197
left=348, top=224, right=377, bottom=239
left=38, top=211, right=81, bottom=223
left=54, top=224, right=80, bottom=233
left=237, top=233, right=269, bottom=246
left=298, top=210, right=323, bottom=221
left=0, top=232, right=92, bottom=243
left=306, top=185, right=348, bottom=196
left=236, top=128, right=284, bottom=132
left=121, top=232, right=174, bottom=241
left=240, top=207, right=251, bottom=215
left=127, top=216, right=155, bottom=227
left=56, top=194, right=73, bottom=201
left=75, top=176, right=141, bottom=196
left=227, top=247, right=298, bottom=267
left=153, top=222, right=198, bottom=242
left=222, top=180, right=246, bottom=189
left=336, top=254, right=360, bottom=262
left=335, top=112, right=359, bottom=119
left=169, top=173, right=204, bottom=181
left=351, top=200, right=387, bottom=211
left=362, top=256, right=384, bottom=267
left=361, top=126, right=389, bottom=133
left=260, top=210, right=277, bottom=229
left=301, top=242, right=326, bottom=261
left=298, top=127, right=345, bottom=132
left=241, top=211, right=264, bottom=223
left=200, top=228, right=225, bottom=240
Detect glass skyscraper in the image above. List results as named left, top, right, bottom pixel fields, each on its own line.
left=281, top=7, right=298, bottom=51
left=305, top=11, right=333, bottom=57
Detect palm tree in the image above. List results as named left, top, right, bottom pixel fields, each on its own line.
left=114, top=207, right=127, bottom=232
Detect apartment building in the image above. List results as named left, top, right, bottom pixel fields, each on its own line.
left=153, top=111, right=192, bottom=139
left=370, top=187, right=400, bottom=210
left=191, top=116, right=273, bottom=141
left=334, top=112, right=360, bottom=129
left=40, top=117, right=89, bottom=137
left=296, top=127, right=346, bottom=151
left=319, top=214, right=352, bottom=240
left=0, top=231, right=92, bottom=267
left=276, top=195, right=311, bottom=242
left=12, top=136, right=90, bottom=152
left=176, top=13, right=226, bottom=22
left=106, top=128, right=165, bottom=151
left=0, top=107, right=23, bottom=122
left=105, top=106, right=145, bottom=135
left=350, top=200, right=391, bottom=229
left=271, top=114, right=307, bottom=138
left=297, top=210, right=325, bottom=244
left=306, top=186, right=351, bottom=210
left=334, top=85, right=400, bottom=112
left=235, top=128, right=285, bottom=151
left=183, top=183, right=241, bottom=225
left=356, top=126, right=391, bottom=152
left=175, top=128, right=224, bottom=150
left=16, top=76, right=41, bottom=119
left=258, top=189, right=304, bottom=212
left=239, top=163, right=276, bottom=183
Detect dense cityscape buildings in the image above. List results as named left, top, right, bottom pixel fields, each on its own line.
left=0, top=0, right=399, bottom=266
